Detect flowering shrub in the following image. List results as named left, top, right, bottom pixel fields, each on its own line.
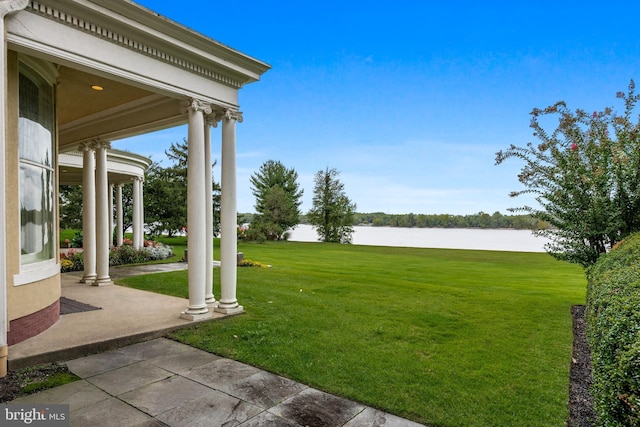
left=496, top=81, right=640, bottom=267
left=144, top=240, right=159, bottom=248
left=60, top=240, right=173, bottom=272
left=237, top=226, right=247, bottom=240
left=60, top=249, right=84, bottom=272
left=60, top=259, right=74, bottom=272
left=142, top=242, right=173, bottom=260
left=238, top=259, right=271, bottom=268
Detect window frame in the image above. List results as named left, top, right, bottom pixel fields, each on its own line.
left=13, top=57, right=59, bottom=287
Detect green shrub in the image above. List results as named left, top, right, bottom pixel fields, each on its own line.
left=110, top=244, right=149, bottom=265
left=71, top=230, right=83, bottom=248
left=587, top=233, right=640, bottom=426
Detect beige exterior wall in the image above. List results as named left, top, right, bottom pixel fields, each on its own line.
left=5, top=50, right=60, bottom=323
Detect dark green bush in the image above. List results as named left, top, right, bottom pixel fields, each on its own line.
left=587, top=233, right=640, bottom=426
left=71, top=230, right=83, bottom=248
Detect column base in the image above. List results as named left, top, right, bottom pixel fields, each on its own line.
left=205, top=295, right=218, bottom=308
left=215, top=305, right=244, bottom=315
left=80, top=275, right=96, bottom=284
left=180, top=309, right=213, bottom=321
left=92, top=277, right=112, bottom=287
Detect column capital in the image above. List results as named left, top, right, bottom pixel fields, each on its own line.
left=182, top=98, right=213, bottom=115
left=0, top=0, right=28, bottom=18
left=210, top=109, right=243, bottom=127
left=79, top=141, right=95, bottom=152
left=91, top=139, right=111, bottom=150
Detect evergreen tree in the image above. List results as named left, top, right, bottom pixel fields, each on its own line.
left=249, top=160, right=303, bottom=240
left=307, top=167, right=356, bottom=243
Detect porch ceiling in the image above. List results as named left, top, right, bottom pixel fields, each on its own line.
left=57, top=65, right=186, bottom=151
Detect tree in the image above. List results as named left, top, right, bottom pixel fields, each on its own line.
left=496, top=80, right=640, bottom=267
left=59, top=185, right=84, bottom=230
left=145, top=139, right=221, bottom=237
left=59, top=184, right=134, bottom=243
left=307, top=167, right=356, bottom=243
left=249, top=160, right=303, bottom=240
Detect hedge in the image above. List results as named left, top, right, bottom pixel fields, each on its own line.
left=587, top=233, right=640, bottom=426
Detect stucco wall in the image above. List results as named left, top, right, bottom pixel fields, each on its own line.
left=5, top=50, right=60, bottom=324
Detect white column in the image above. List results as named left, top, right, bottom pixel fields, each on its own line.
left=80, top=142, right=96, bottom=283
left=94, top=141, right=112, bottom=286
left=0, top=0, right=30, bottom=377
left=138, top=177, right=145, bottom=246
left=181, top=99, right=213, bottom=321
left=204, top=120, right=217, bottom=307
left=108, top=184, right=114, bottom=247
left=132, top=177, right=141, bottom=249
left=116, top=184, right=123, bottom=246
left=216, top=110, right=243, bottom=314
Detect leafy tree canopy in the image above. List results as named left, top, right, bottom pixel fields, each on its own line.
left=145, top=139, right=220, bottom=237
left=496, top=80, right=640, bottom=267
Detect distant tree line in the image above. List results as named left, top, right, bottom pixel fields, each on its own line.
left=296, top=211, right=547, bottom=230
left=352, top=211, right=547, bottom=229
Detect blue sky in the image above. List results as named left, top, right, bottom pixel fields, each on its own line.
left=114, top=1, right=640, bottom=215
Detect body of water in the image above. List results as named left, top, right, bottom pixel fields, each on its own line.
left=287, top=224, right=551, bottom=253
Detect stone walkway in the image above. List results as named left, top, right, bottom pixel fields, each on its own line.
left=10, top=338, right=424, bottom=426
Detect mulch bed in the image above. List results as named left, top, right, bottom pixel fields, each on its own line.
left=0, top=363, right=73, bottom=403
left=568, top=305, right=595, bottom=427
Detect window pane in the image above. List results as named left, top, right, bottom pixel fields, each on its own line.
left=20, top=164, right=55, bottom=263
left=18, top=118, right=52, bottom=166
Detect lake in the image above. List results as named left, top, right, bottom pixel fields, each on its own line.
left=287, top=224, right=551, bottom=252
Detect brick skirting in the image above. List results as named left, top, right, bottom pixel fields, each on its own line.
left=7, top=299, right=60, bottom=345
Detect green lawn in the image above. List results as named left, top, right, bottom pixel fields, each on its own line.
left=117, top=241, right=586, bottom=427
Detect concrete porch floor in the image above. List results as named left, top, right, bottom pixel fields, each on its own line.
left=9, top=263, right=224, bottom=369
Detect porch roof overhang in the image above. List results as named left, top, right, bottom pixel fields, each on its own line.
left=5, top=0, right=270, bottom=150
left=59, top=148, right=152, bottom=185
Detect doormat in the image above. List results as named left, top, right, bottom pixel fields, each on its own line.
left=59, top=297, right=102, bottom=315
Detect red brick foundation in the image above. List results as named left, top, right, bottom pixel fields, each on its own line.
left=7, top=299, right=60, bottom=345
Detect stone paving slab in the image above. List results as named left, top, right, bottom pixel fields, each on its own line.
left=237, top=411, right=300, bottom=426
left=9, top=380, right=110, bottom=410
left=218, top=370, right=308, bottom=409
left=119, top=375, right=213, bottom=416
left=185, top=357, right=261, bottom=389
left=69, top=396, right=156, bottom=427
left=155, top=389, right=262, bottom=427
left=84, top=361, right=172, bottom=396
left=117, top=337, right=193, bottom=359
left=344, top=407, right=426, bottom=426
left=65, top=349, right=140, bottom=378
left=11, top=338, right=426, bottom=426
left=270, top=387, right=366, bottom=426
left=144, top=345, right=221, bottom=375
